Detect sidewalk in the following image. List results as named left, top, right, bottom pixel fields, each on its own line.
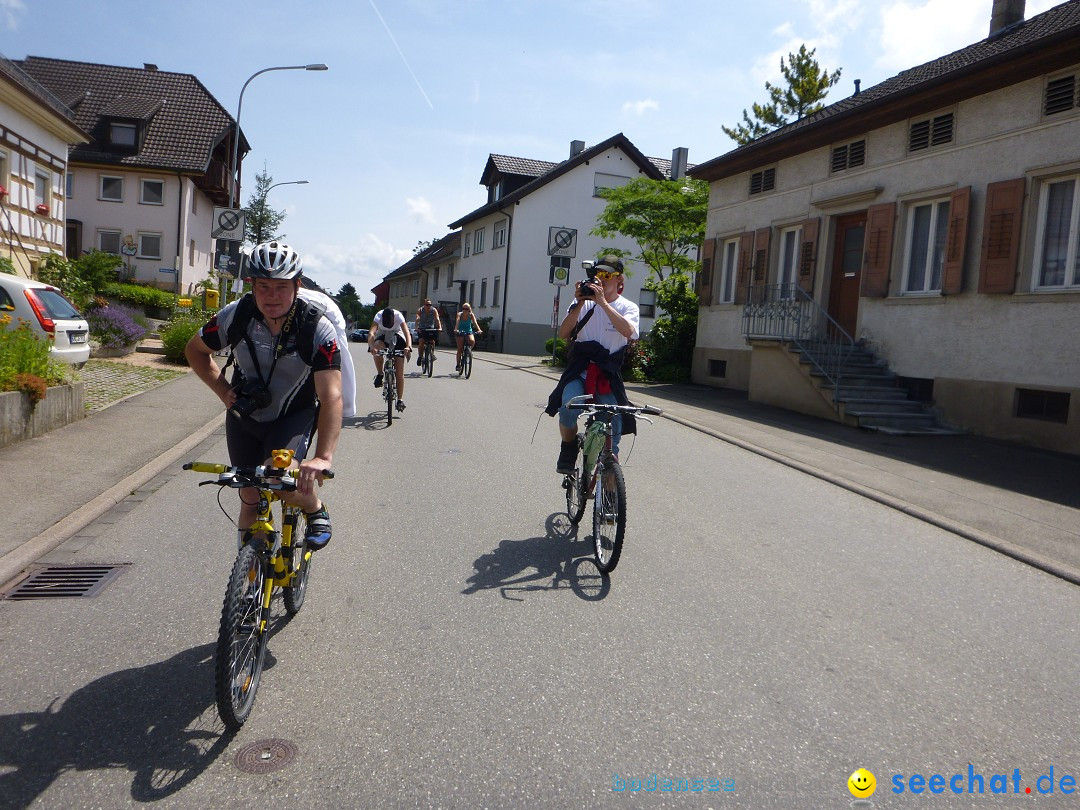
left=2, top=350, right=1078, bottom=589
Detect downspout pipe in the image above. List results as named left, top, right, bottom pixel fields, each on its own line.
left=498, top=205, right=513, bottom=352
left=175, top=172, right=184, bottom=295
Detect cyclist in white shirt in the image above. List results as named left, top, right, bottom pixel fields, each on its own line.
left=367, top=306, right=412, bottom=412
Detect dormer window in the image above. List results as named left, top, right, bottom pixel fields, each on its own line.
left=109, top=121, right=137, bottom=148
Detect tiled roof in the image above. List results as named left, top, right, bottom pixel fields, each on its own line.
left=489, top=154, right=558, bottom=178
left=691, top=0, right=1080, bottom=178
left=0, top=52, right=84, bottom=134
left=16, top=56, right=236, bottom=174
left=384, top=231, right=461, bottom=279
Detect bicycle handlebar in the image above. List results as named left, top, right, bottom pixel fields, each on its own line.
left=184, top=461, right=335, bottom=491
left=566, top=401, right=663, bottom=416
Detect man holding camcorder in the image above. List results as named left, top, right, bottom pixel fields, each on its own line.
left=545, top=255, right=640, bottom=474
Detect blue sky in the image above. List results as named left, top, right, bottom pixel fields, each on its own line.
left=0, top=0, right=1066, bottom=300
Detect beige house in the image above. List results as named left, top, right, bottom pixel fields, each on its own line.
left=384, top=232, right=461, bottom=338
left=0, top=55, right=87, bottom=276
left=690, top=0, right=1080, bottom=455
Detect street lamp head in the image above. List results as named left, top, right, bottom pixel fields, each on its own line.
left=305, top=64, right=329, bottom=71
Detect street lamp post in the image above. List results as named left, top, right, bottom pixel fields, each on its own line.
left=228, top=64, right=327, bottom=209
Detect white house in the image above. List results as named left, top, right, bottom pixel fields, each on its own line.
left=689, top=0, right=1080, bottom=455
left=0, top=54, right=87, bottom=276
left=448, top=134, right=689, bottom=355
left=18, top=57, right=241, bottom=294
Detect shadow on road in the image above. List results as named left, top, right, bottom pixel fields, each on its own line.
left=462, top=513, right=610, bottom=601
left=0, top=643, right=235, bottom=808
left=344, top=412, right=395, bottom=431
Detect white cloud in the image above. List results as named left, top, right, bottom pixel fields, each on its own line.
left=303, top=235, right=411, bottom=301
left=405, top=195, right=437, bottom=225
left=875, top=0, right=989, bottom=74
left=622, top=98, right=659, bottom=116
left=0, top=0, right=25, bottom=30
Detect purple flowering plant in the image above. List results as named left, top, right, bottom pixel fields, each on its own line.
left=87, top=304, right=147, bottom=349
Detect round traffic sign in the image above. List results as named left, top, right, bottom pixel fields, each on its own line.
left=218, top=210, right=241, bottom=232
left=554, top=229, right=574, bottom=250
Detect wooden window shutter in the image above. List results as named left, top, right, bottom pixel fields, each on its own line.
left=734, top=232, right=754, bottom=304
left=697, top=237, right=715, bottom=304
left=861, top=202, right=896, bottom=297
left=978, top=178, right=1025, bottom=294
left=942, top=186, right=971, bottom=294
left=798, top=217, right=820, bottom=294
left=752, top=227, right=771, bottom=285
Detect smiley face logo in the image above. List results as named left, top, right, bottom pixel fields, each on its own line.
left=848, top=768, right=876, bottom=798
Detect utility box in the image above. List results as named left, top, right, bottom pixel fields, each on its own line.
left=205, top=288, right=220, bottom=309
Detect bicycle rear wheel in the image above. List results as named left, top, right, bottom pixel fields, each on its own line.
left=424, top=344, right=434, bottom=377
left=283, top=511, right=310, bottom=615
left=565, top=437, right=587, bottom=524
left=216, top=542, right=269, bottom=729
left=385, top=375, right=394, bottom=425
left=592, top=460, right=626, bottom=573
left=463, top=347, right=473, bottom=379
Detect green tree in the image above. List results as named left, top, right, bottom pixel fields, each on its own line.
left=244, top=166, right=286, bottom=245
left=591, top=177, right=708, bottom=383
left=335, top=282, right=364, bottom=325
left=722, top=44, right=842, bottom=146
left=413, top=239, right=435, bottom=255
left=591, top=177, right=709, bottom=282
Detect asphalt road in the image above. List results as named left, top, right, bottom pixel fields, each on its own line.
left=1, top=346, right=1076, bottom=808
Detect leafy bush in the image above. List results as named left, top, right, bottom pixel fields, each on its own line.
left=622, top=339, right=650, bottom=383
left=544, top=336, right=569, bottom=367
left=0, top=315, right=67, bottom=393
left=0, top=256, right=15, bottom=275
left=102, top=282, right=176, bottom=310
left=160, top=311, right=206, bottom=364
left=642, top=272, right=697, bottom=382
left=87, top=304, right=148, bottom=349
left=38, top=255, right=95, bottom=311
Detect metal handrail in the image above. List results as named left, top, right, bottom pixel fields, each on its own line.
left=741, top=283, right=856, bottom=404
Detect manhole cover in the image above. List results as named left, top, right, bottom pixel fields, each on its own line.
left=234, top=739, right=297, bottom=774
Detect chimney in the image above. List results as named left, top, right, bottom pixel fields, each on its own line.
left=143, top=63, right=158, bottom=71
left=853, top=79, right=861, bottom=96
left=989, top=0, right=1024, bottom=36
left=570, top=139, right=585, bottom=158
left=670, top=147, right=688, bottom=181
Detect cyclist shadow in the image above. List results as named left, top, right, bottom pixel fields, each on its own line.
left=0, top=643, right=235, bottom=809
left=344, top=412, right=396, bottom=431
left=462, top=513, right=610, bottom=601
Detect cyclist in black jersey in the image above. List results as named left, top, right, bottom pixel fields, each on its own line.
left=184, top=241, right=342, bottom=550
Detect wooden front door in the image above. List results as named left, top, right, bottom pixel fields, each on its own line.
left=828, top=212, right=866, bottom=338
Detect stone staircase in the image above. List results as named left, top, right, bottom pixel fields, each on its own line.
left=793, top=341, right=963, bottom=436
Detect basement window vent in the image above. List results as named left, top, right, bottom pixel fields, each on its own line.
left=1044, top=74, right=1078, bottom=116
left=2, top=564, right=128, bottom=600
left=1015, top=388, right=1070, bottom=423
left=708, top=359, right=728, bottom=378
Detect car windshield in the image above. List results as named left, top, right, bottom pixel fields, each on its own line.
left=36, top=289, right=81, bottom=319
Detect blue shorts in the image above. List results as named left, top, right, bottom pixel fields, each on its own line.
left=559, top=377, right=622, bottom=456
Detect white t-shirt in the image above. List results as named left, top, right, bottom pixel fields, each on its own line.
left=571, top=295, right=640, bottom=353
left=297, top=288, right=356, bottom=418
left=373, top=309, right=407, bottom=343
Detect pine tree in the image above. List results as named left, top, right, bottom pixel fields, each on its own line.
left=722, top=45, right=842, bottom=146
left=244, top=167, right=287, bottom=245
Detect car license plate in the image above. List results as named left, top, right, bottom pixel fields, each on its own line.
left=69, top=332, right=87, bottom=344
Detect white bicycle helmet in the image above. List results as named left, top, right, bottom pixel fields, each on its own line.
left=245, top=241, right=303, bottom=279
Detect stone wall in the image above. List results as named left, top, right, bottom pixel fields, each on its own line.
left=0, top=382, right=85, bottom=448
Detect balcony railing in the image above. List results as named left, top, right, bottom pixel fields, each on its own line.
left=741, top=283, right=856, bottom=404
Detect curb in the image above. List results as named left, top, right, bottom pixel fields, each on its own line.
left=0, top=411, right=225, bottom=590
left=480, top=354, right=1080, bottom=587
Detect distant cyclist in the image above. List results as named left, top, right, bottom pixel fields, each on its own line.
left=415, top=299, right=442, bottom=367
left=368, top=306, right=412, bottom=412
left=454, top=302, right=482, bottom=372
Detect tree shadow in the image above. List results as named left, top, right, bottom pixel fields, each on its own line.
left=462, top=513, right=610, bottom=601
left=0, top=643, right=235, bottom=808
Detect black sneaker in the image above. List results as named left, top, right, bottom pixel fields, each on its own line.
left=305, top=505, right=332, bottom=551
left=373, top=373, right=383, bottom=388
left=556, top=440, right=578, bottom=475
left=396, top=399, right=406, bottom=412
left=417, top=356, right=423, bottom=367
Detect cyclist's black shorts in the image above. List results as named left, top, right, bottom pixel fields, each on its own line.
left=226, top=407, right=316, bottom=469
left=374, top=334, right=407, bottom=351
left=420, top=329, right=439, bottom=342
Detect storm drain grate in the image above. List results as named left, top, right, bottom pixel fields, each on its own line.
left=2, top=564, right=127, bottom=600
left=234, top=739, right=298, bottom=773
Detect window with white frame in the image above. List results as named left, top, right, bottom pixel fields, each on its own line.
left=141, top=178, right=164, bottom=205
left=99, top=230, right=122, bottom=253
left=433, top=267, right=440, bottom=289
left=594, top=172, right=631, bottom=196
left=473, top=228, right=485, bottom=254
left=492, top=276, right=501, bottom=307
left=902, top=197, right=951, bottom=293
left=99, top=175, right=123, bottom=202
left=412, top=278, right=419, bottom=296
left=463, top=233, right=471, bottom=257
left=480, top=277, right=488, bottom=307
left=1033, top=174, right=1080, bottom=290
left=776, top=225, right=802, bottom=296
left=493, top=219, right=506, bottom=248
left=34, top=169, right=50, bottom=208
left=717, top=237, right=739, bottom=303
left=66, top=172, right=73, bottom=198
left=138, top=232, right=162, bottom=259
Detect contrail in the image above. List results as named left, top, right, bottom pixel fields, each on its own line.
left=369, top=0, right=434, bottom=110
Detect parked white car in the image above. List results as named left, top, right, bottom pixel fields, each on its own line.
left=0, top=274, right=90, bottom=367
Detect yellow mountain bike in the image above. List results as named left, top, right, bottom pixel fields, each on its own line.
left=185, top=451, right=333, bottom=730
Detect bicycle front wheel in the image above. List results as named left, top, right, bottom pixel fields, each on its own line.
left=424, top=345, right=434, bottom=377
left=216, top=543, right=269, bottom=729
left=592, top=460, right=626, bottom=573
left=463, top=347, right=473, bottom=379
left=385, top=377, right=395, bottom=425
left=565, top=438, right=587, bottom=524
left=283, top=511, right=310, bottom=615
